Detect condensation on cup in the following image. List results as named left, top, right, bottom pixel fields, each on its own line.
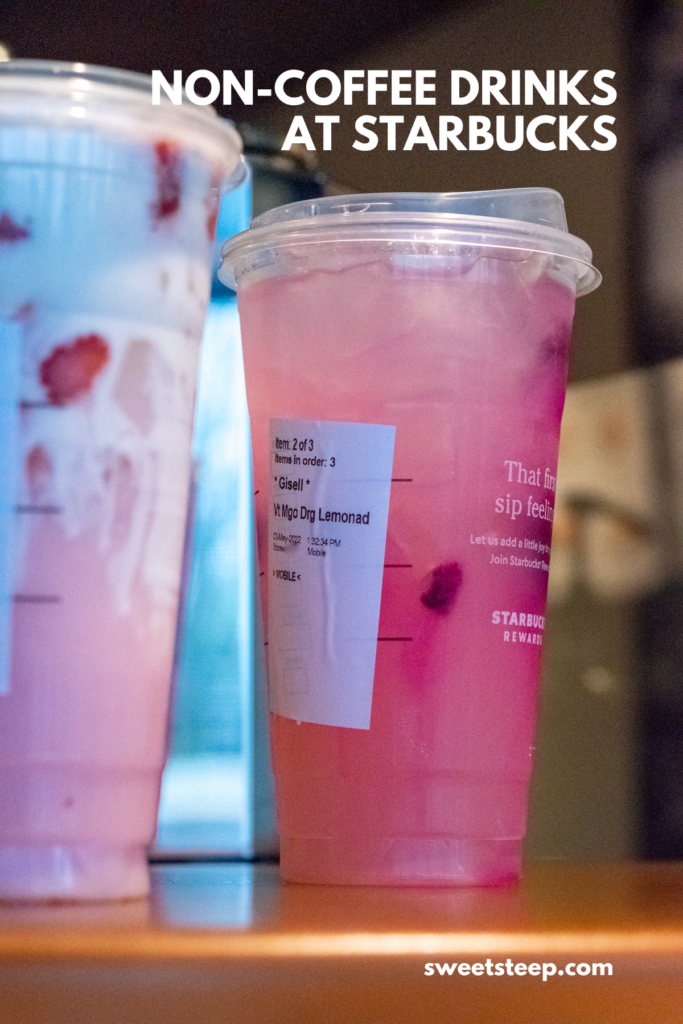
left=0, top=60, right=244, bottom=900
left=221, top=190, right=601, bottom=886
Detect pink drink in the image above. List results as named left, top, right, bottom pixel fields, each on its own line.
left=224, top=192, right=599, bottom=885
left=0, top=62, right=243, bottom=899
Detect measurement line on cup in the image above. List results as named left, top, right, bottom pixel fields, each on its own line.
left=19, top=400, right=54, bottom=410
left=13, top=594, right=62, bottom=604
left=14, top=504, right=63, bottom=515
left=391, top=478, right=413, bottom=482
left=377, top=637, right=413, bottom=641
left=384, top=564, right=413, bottom=568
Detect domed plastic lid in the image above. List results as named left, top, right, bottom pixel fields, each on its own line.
left=0, top=60, right=245, bottom=188
left=220, top=188, right=601, bottom=296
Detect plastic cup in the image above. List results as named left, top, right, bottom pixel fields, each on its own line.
left=221, top=190, right=600, bottom=886
left=0, top=61, right=244, bottom=900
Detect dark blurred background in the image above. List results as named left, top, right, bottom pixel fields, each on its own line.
left=0, top=0, right=627, bottom=382
left=6, top=0, right=683, bottom=862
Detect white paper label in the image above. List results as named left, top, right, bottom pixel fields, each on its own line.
left=268, top=418, right=395, bottom=729
left=0, top=323, right=20, bottom=695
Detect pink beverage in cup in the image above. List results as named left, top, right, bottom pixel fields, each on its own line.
left=221, top=191, right=600, bottom=885
left=0, top=62, right=244, bottom=900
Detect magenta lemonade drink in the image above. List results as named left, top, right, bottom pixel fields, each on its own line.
left=222, top=191, right=600, bottom=885
left=0, top=62, right=243, bottom=899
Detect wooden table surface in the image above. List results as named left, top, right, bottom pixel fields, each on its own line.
left=2, top=860, right=683, bottom=1023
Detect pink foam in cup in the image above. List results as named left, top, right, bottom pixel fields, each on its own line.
left=221, top=190, right=600, bottom=887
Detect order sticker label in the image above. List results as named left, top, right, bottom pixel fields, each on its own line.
left=268, top=418, right=395, bottom=729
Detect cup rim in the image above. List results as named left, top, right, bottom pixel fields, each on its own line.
left=0, top=59, right=155, bottom=93
left=220, top=190, right=602, bottom=297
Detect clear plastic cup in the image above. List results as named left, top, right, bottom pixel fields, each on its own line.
left=0, top=60, right=244, bottom=900
left=221, top=190, right=600, bottom=886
